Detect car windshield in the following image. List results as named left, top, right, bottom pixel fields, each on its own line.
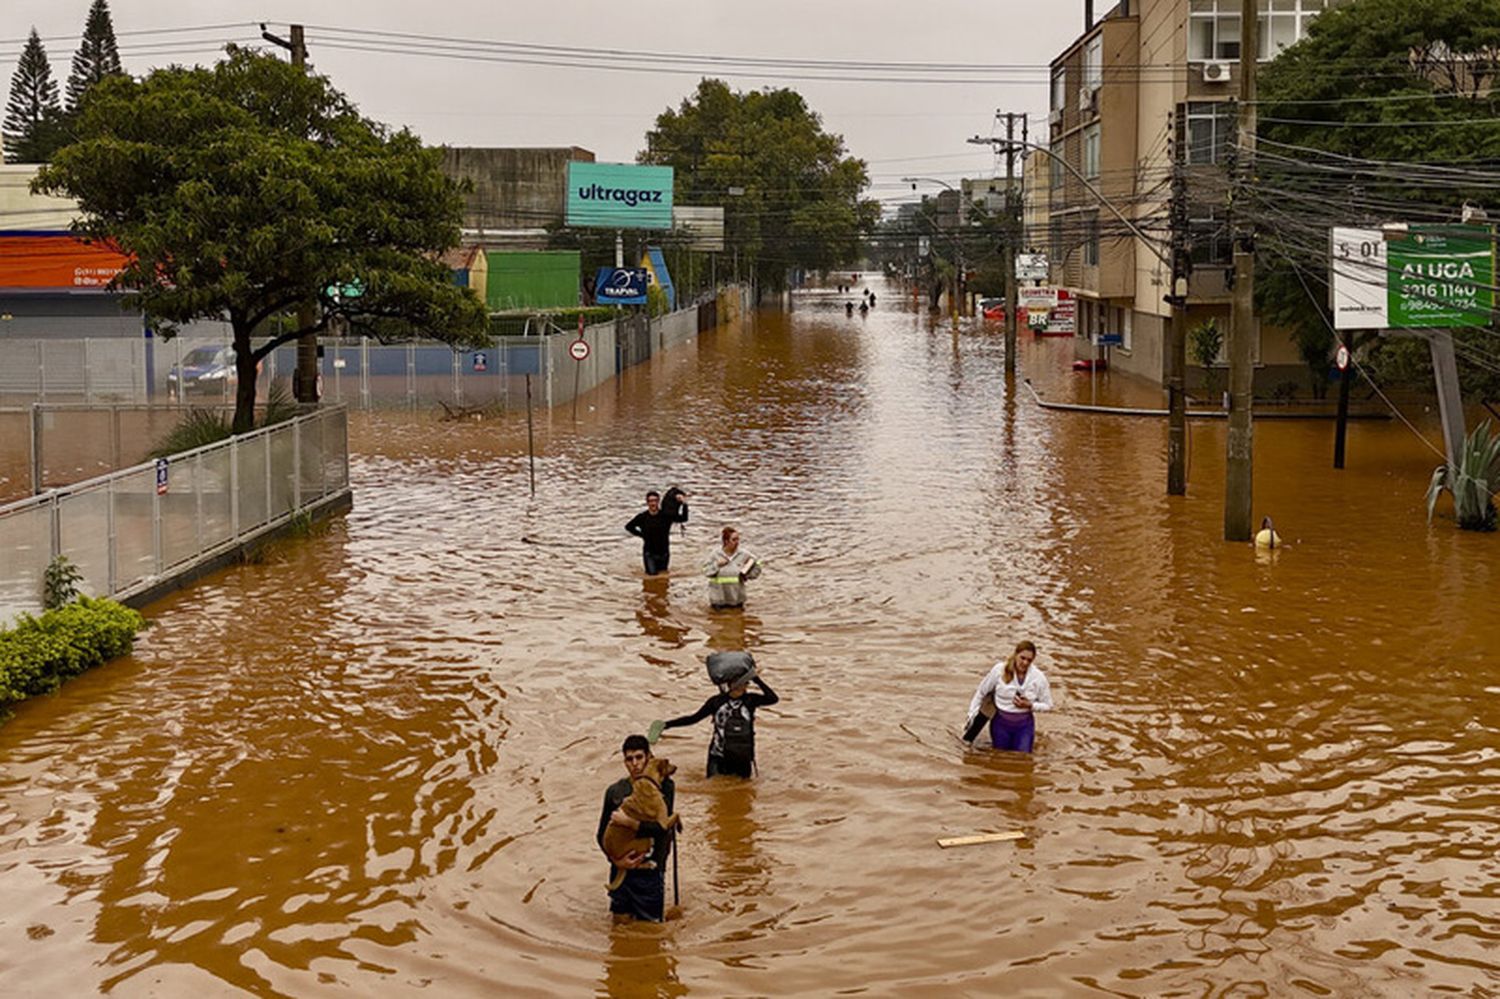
left=183, top=347, right=227, bottom=365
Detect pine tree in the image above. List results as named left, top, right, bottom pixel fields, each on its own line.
left=3, top=29, right=62, bottom=162
left=65, top=0, right=123, bottom=111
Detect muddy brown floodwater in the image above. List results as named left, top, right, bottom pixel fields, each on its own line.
left=1, top=279, right=1498, bottom=997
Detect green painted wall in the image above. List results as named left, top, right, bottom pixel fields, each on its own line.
left=485, top=250, right=580, bottom=312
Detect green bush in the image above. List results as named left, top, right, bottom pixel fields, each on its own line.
left=0, top=598, right=147, bottom=707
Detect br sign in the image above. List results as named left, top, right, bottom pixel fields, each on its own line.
left=566, top=162, right=674, bottom=230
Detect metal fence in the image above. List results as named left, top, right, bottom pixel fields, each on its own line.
left=0, top=296, right=745, bottom=412
left=0, top=406, right=350, bottom=626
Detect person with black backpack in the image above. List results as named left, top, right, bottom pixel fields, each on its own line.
left=654, top=657, right=778, bottom=778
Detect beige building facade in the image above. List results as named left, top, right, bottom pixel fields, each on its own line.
left=1039, top=0, right=1346, bottom=393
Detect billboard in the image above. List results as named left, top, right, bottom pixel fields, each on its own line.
left=566, top=162, right=674, bottom=230
left=1331, top=224, right=1494, bottom=329
left=672, top=206, right=725, bottom=252
left=1021, top=286, right=1076, bottom=335
left=594, top=267, right=649, bottom=305
left=0, top=233, right=129, bottom=290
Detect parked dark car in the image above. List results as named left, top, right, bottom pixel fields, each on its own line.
left=167, top=346, right=237, bottom=400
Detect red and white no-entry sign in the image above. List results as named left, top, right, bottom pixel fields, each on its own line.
left=568, top=338, right=591, bottom=361
left=1335, top=344, right=1350, bottom=371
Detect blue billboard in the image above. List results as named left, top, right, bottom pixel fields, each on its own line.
left=566, top=162, right=674, bottom=230
left=595, top=267, right=650, bottom=306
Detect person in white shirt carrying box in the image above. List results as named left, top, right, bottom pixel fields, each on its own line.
left=962, top=640, right=1053, bottom=753
left=703, top=525, right=760, bottom=610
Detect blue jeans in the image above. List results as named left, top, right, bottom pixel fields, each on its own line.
left=609, top=865, right=665, bottom=922
left=989, top=711, right=1035, bottom=753
left=643, top=550, right=670, bottom=575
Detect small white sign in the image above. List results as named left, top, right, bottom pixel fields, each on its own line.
left=1336, top=344, right=1350, bottom=371
left=1016, top=253, right=1049, bottom=281
left=1330, top=227, right=1389, bottom=330
left=568, top=339, right=591, bottom=362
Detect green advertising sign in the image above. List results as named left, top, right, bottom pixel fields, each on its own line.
left=1387, top=225, right=1494, bottom=328
left=565, top=162, right=674, bottom=230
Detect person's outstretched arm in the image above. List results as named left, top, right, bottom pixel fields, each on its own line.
left=662, top=695, right=722, bottom=730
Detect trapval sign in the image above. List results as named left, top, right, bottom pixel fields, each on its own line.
left=566, top=162, right=674, bottom=230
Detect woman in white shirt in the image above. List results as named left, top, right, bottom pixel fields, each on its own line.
left=962, top=640, right=1053, bottom=753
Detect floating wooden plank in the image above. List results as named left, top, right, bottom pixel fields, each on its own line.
left=936, top=831, right=1026, bottom=849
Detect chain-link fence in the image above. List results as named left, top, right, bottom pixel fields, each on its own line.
left=0, top=406, right=350, bottom=626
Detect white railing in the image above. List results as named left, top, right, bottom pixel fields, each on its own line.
left=0, top=406, right=349, bottom=625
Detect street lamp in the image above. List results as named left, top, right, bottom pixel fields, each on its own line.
left=903, top=176, right=966, bottom=322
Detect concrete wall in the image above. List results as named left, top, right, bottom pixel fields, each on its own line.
left=440, top=147, right=594, bottom=232
left=0, top=164, right=77, bottom=231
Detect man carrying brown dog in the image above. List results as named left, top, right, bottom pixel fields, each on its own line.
left=596, top=734, right=678, bottom=921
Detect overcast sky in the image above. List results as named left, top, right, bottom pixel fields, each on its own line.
left=3, top=1, right=1089, bottom=207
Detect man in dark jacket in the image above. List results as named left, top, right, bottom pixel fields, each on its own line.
left=661, top=674, right=779, bottom=778
left=596, top=734, right=677, bottom=921
left=625, top=489, right=689, bottom=575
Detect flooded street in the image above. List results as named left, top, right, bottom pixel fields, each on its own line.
left=1, top=279, right=1497, bottom=996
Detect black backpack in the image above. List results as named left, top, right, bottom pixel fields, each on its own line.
left=718, top=700, right=754, bottom=767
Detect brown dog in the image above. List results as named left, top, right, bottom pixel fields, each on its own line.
left=602, top=757, right=680, bottom=891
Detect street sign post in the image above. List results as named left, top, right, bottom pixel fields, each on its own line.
left=568, top=338, right=591, bottom=361
left=1335, top=344, right=1350, bottom=371
left=1016, top=253, right=1049, bottom=281
left=155, top=458, right=169, bottom=496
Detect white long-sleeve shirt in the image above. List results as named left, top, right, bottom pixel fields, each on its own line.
left=966, top=661, right=1054, bottom=724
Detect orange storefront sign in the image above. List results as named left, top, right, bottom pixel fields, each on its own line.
left=0, top=233, right=131, bottom=290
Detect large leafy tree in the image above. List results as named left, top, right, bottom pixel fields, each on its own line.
left=3, top=29, right=67, bottom=164
left=1254, top=0, right=1500, bottom=401
left=65, top=0, right=123, bottom=111
left=35, top=47, right=489, bottom=432
left=639, top=79, right=879, bottom=292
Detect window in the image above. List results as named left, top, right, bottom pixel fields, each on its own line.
left=1050, top=219, right=1065, bottom=265
left=1083, top=124, right=1101, bottom=180
left=1050, top=151, right=1064, bottom=192
left=1084, top=216, right=1100, bottom=267
left=1084, top=35, right=1103, bottom=93
left=1185, top=102, right=1235, bottom=164
left=1189, top=0, right=1241, bottom=61
left=1190, top=0, right=1333, bottom=62
left=1189, top=209, right=1232, bottom=266
left=1051, top=68, right=1067, bottom=111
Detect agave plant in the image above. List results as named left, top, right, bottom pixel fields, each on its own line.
left=1426, top=421, right=1500, bottom=532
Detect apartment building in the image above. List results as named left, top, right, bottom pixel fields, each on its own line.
left=1039, top=0, right=1345, bottom=391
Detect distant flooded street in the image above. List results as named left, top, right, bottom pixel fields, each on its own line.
left=1, top=278, right=1496, bottom=996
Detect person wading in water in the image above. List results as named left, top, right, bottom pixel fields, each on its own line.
left=962, top=640, right=1054, bottom=753
left=626, top=489, right=689, bottom=576
left=596, top=734, right=679, bottom=921
left=703, top=526, right=760, bottom=609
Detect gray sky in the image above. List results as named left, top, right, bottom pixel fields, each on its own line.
left=3, top=1, right=1088, bottom=207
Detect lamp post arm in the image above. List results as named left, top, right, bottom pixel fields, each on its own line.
left=968, top=136, right=1171, bottom=271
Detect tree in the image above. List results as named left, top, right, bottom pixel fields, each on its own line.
left=1254, top=0, right=1500, bottom=402
left=35, top=47, right=489, bottom=433
left=65, top=0, right=123, bottom=111
left=1190, top=318, right=1224, bottom=402
left=639, top=80, right=879, bottom=293
left=3, top=29, right=66, bottom=164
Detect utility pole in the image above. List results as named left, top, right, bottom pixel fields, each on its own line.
left=263, top=23, right=320, bottom=407
left=1224, top=0, right=1258, bottom=541
left=1166, top=112, right=1191, bottom=496
left=1001, top=112, right=1026, bottom=378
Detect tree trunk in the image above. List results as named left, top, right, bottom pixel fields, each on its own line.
left=232, top=327, right=259, bottom=434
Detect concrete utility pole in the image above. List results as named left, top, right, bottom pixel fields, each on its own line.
left=1002, top=112, right=1026, bottom=378
left=1166, top=115, right=1191, bottom=496
left=1224, top=0, right=1258, bottom=541
left=263, top=22, right=320, bottom=407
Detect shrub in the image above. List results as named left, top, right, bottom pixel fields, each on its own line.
left=0, top=597, right=146, bottom=707
left=149, top=378, right=299, bottom=458
left=1189, top=318, right=1224, bottom=402
left=1427, top=421, right=1500, bottom=532
left=43, top=556, right=83, bottom=610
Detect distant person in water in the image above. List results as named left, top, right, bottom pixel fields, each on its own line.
left=846, top=301, right=855, bottom=317
left=859, top=302, right=869, bottom=317
left=704, top=525, right=760, bottom=609
left=626, top=489, right=689, bottom=575
left=962, top=640, right=1053, bottom=753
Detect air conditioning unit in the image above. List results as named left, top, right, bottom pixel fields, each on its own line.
left=1048, top=108, right=1063, bottom=126
left=1201, top=62, right=1232, bottom=83
left=1078, top=86, right=1099, bottom=114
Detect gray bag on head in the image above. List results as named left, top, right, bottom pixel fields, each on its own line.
left=706, top=651, right=757, bottom=689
